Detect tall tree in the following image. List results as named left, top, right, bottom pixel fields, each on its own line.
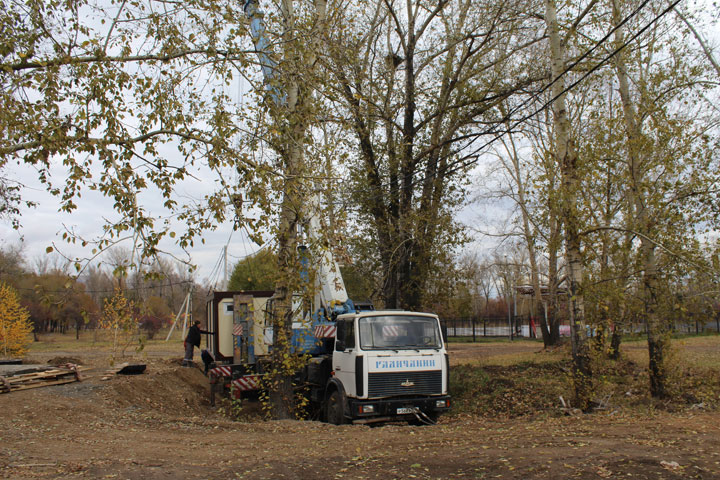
left=578, top=99, right=635, bottom=358
left=492, top=114, right=564, bottom=346
left=545, top=0, right=594, bottom=410
left=0, top=0, right=323, bottom=417
left=243, top=0, right=332, bottom=418
left=322, top=0, right=544, bottom=309
left=609, top=0, right=719, bottom=397
left=228, top=248, right=277, bottom=291
left=0, top=0, right=273, bottom=271
left=0, top=282, right=33, bottom=358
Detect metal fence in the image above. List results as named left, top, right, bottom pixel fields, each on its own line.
left=675, top=318, right=720, bottom=334
left=442, top=315, right=720, bottom=341
left=441, top=315, right=560, bottom=340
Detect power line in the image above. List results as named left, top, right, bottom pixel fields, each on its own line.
left=217, top=228, right=235, bottom=289
left=348, top=0, right=677, bottom=195
left=10, top=278, right=195, bottom=295
left=434, top=0, right=683, bottom=181
left=205, top=243, right=226, bottom=290
left=500, top=0, right=655, bottom=134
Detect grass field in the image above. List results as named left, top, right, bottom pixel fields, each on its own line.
left=23, top=329, right=720, bottom=418
left=449, top=334, right=720, bottom=418
left=27, top=329, right=720, bottom=368
left=25, top=327, right=186, bottom=359
left=621, top=334, right=720, bottom=368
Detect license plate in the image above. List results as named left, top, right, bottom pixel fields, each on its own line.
left=397, top=407, right=414, bottom=414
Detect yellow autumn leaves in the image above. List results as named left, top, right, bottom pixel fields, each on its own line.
left=0, top=282, right=33, bottom=358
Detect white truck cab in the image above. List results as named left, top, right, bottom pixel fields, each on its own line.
left=326, top=310, right=450, bottom=424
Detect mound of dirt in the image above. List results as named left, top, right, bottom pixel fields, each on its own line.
left=102, top=363, right=212, bottom=417
left=48, top=356, right=83, bottom=366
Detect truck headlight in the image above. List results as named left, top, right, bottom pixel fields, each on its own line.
left=435, top=399, right=449, bottom=408
left=360, top=405, right=375, bottom=414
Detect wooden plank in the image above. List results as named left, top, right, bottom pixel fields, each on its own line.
left=0, top=364, right=45, bottom=378
left=7, top=376, right=77, bottom=388
left=0, top=359, right=23, bottom=365
left=0, top=365, right=84, bottom=393
left=4, top=366, right=85, bottom=383
left=6, top=371, right=66, bottom=382
left=9, top=377, right=78, bottom=392
left=0, top=369, right=80, bottom=393
left=5, top=371, right=77, bottom=384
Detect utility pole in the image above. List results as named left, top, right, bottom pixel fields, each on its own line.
left=165, top=286, right=192, bottom=342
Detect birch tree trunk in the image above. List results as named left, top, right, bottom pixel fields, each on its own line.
left=501, top=130, right=550, bottom=346
left=610, top=0, right=668, bottom=398
left=546, top=209, right=562, bottom=345
left=545, top=0, right=593, bottom=410
left=253, top=0, right=326, bottom=418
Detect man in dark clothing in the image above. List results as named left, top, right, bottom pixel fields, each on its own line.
left=183, top=320, right=211, bottom=367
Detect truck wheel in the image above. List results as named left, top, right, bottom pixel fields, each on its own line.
left=326, top=390, right=346, bottom=425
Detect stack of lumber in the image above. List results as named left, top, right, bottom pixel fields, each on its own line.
left=0, top=365, right=82, bottom=394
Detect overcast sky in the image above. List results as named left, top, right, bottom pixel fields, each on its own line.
left=0, top=157, right=265, bottom=286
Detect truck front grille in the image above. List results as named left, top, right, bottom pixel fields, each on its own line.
left=368, top=370, right=442, bottom=397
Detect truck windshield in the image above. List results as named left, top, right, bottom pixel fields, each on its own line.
left=358, top=316, right=442, bottom=350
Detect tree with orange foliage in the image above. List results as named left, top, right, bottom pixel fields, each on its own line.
left=0, top=282, right=32, bottom=358
left=100, top=288, right=139, bottom=361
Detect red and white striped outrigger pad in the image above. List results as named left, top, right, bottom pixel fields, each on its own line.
left=233, top=324, right=243, bottom=336
left=314, top=324, right=336, bottom=339
left=209, top=365, right=232, bottom=379
left=232, top=375, right=263, bottom=392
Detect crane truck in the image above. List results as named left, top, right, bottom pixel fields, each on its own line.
left=207, top=193, right=450, bottom=424
left=297, top=194, right=450, bottom=424
left=203, top=0, right=450, bottom=424
left=207, top=298, right=451, bottom=425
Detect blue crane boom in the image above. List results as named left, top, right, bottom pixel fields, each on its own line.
left=243, top=0, right=285, bottom=105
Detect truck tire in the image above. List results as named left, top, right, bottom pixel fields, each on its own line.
left=326, top=390, right=346, bottom=425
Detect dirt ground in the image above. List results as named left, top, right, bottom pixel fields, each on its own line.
left=1, top=339, right=719, bottom=479
left=448, top=341, right=545, bottom=365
